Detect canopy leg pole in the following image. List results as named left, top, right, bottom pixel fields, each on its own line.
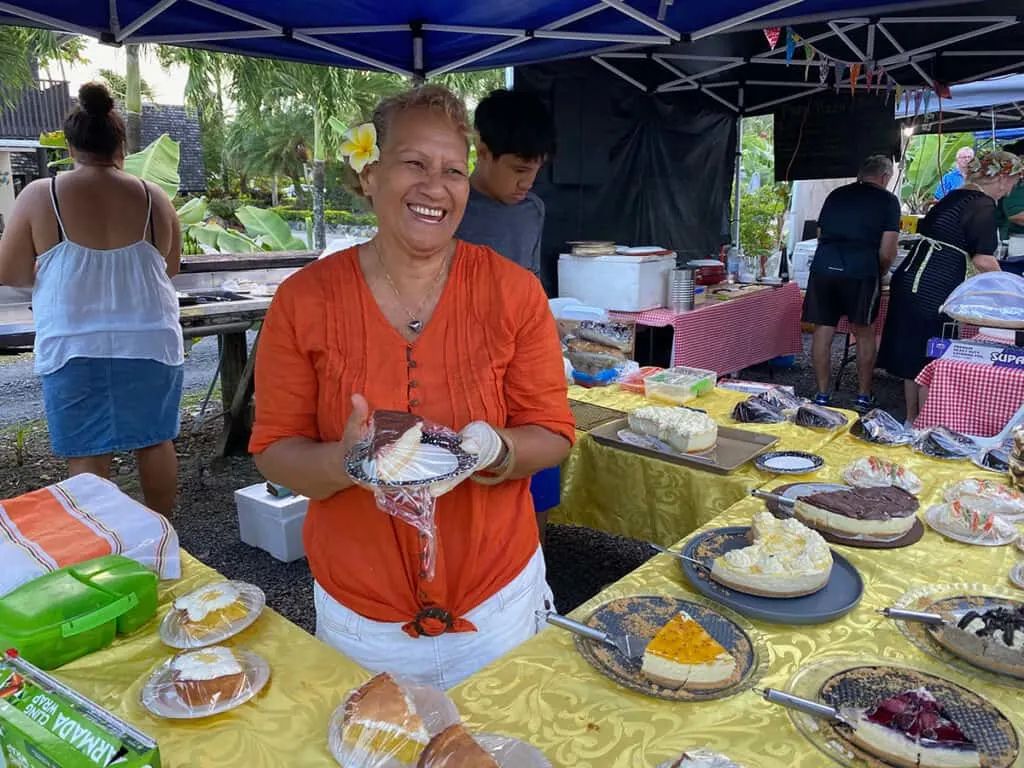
left=731, top=114, right=743, bottom=246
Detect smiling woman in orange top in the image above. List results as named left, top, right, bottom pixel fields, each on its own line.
left=249, top=85, right=573, bottom=690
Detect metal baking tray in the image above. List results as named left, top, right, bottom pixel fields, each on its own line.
left=588, top=417, right=777, bottom=474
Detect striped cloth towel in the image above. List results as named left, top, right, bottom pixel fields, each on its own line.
left=0, top=472, right=180, bottom=597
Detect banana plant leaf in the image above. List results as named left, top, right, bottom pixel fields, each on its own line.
left=176, top=196, right=208, bottom=227
left=188, top=222, right=259, bottom=253
left=123, top=134, right=180, bottom=198
left=235, top=205, right=306, bottom=251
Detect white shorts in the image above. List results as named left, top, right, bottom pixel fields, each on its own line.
left=314, top=546, right=553, bottom=690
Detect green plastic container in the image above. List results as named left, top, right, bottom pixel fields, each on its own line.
left=0, top=555, right=158, bottom=670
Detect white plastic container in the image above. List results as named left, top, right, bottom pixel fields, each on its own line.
left=235, top=483, right=308, bottom=563
left=557, top=253, right=674, bottom=311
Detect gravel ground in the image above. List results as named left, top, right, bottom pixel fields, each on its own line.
left=0, top=332, right=898, bottom=631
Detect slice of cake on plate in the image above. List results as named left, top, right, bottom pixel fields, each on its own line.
left=170, top=646, right=248, bottom=709
left=932, top=603, right=1024, bottom=677
left=641, top=611, right=738, bottom=690
left=710, top=511, right=832, bottom=597
left=943, top=479, right=1024, bottom=519
left=172, top=582, right=250, bottom=640
left=844, top=688, right=980, bottom=768
left=339, top=672, right=431, bottom=767
left=369, top=412, right=425, bottom=483
left=932, top=499, right=997, bottom=538
left=627, top=406, right=718, bottom=453
left=842, top=456, right=922, bottom=494
left=416, top=723, right=498, bottom=768
left=794, top=486, right=919, bottom=539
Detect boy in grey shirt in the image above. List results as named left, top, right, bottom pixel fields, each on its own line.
left=456, top=89, right=555, bottom=278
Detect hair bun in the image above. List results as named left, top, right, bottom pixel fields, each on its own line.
left=78, top=82, right=115, bottom=116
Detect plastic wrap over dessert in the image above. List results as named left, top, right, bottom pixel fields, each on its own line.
left=940, top=272, right=1024, bottom=328
left=944, top=479, right=1024, bottom=520
left=140, top=646, right=271, bottom=719
left=346, top=411, right=480, bottom=580
left=658, top=749, right=745, bottom=767
left=912, top=426, right=977, bottom=460
left=852, top=408, right=913, bottom=446
left=328, top=672, right=460, bottom=768
left=160, top=580, right=265, bottom=649
left=418, top=725, right=551, bottom=767
left=731, top=395, right=786, bottom=424
left=792, top=404, right=848, bottom=430
left=842, top=456, right=922, bottom=495
left=756, top=387, right=804, bottom=413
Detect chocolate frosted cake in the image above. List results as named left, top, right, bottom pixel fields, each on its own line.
left=794, top=486, right=919, bottom=539
left=368, top=411, right=425, bottom=483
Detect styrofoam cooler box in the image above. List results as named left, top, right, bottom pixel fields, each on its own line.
left=557, top=253, right=674, bottom=311
left=235, top=483, right=308, bottom=562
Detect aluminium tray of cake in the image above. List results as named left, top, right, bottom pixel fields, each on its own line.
left=589, top=418, right=777, bottom=475
left=0, top=650, right=159, bottom=768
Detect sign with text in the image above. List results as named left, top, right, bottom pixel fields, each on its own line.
left=928, top=338, right=1024, bottom=370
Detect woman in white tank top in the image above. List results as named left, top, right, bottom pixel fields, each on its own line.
left=0, top=82, right=183, bottom=516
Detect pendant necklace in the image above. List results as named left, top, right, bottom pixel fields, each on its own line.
left=375, top=243, right=450, bottom=335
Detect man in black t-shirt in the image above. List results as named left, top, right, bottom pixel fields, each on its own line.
left=802, top=155, right=900, bottom=412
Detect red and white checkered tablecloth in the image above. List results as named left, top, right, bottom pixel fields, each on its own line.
left=613, top=281, right=803, bottom=374
left=915, top=337, right=1024, bottom=437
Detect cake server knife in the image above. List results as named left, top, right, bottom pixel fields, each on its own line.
left=877, top=607, right=948, bottom=626
left=646, top=542, right=712, bottom=572
left=541, top=612, right=648, bottom=660
left=756, top=688, right=853, bottom=726
left=751, top=489, right=795, bottom=508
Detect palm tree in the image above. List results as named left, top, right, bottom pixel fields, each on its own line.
left=225, top=105, right=314, bottom=206
left=97, top=68, right=156, bottom=103
left=0, top=28, right=85, bottom=106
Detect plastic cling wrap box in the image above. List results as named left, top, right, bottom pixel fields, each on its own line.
left=0, top=652, right=159, bottom=768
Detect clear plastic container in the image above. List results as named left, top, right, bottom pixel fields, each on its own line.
left=643, top=366, right=717, bottom=404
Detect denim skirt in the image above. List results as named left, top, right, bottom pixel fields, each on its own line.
left=41, top=357, right=184, bottom=457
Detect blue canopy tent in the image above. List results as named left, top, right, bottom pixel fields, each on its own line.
left=896, top=73, right=1024, bottom=134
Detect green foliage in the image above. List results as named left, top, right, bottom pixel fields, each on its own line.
left=97, top=67, right=155, bottom=103
left=901, top=133, right=974, bottom=214
left=0, top=27, right=85, bottom=106
left=206, top=197, right=244, bottom=221
left=732, top=116, right=791, bottom=254
left=122, top=134, right=181, bottom=198
left=271, top=207, right=377, bottom=226
left=235, top=205, right=307, bottom=250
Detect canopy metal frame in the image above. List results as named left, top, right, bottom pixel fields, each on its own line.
left=0, top=0, right=1018, bottom=116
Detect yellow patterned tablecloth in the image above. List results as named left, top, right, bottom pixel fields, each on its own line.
left=555, top=385, right=853, bottom=545
left=454, top=437, right=1024, bottom=767
left=52, top=552, right=369, bottom=767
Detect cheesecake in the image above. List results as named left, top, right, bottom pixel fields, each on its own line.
left=628, top=406, right=718, bottom=454
left=794, top=486, right=919, bottom=539
left=932, top=603, right=1024, bottom=677
left=641, top=611, right=738, bottom=690
left=339, top=673, right=430, bottom=767
left=844, top=688, right=980, bottom=768
left=710, top=511, right=832, bottom=598
left=370, top=412, right=425, bottom=483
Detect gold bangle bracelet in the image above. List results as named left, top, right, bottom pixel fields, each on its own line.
left=471, top=429, right=516, bottom=486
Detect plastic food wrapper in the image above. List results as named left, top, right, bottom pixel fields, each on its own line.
left=944, top=478, right=1024, bottom=520
left=345, top=411, right=480, bottom=580
left=851, top=408, right=913, bottom=446
left=0, top=649, right=160, bottom=768
left=940, top=272, right=1024, bottom=329
left=0, top=472, right=180, bottom=599
left=159, top=580, right=266, bottom=649
left=140, top=646, right=271, bottom=720
left=328, top=672, right=460, bottom=768
left=755, top=387, right=805, bottom=413
left=731, top=396, right=787, bottom=424
left=912, top=426, right=977, bottom=459
left=658, top=749, right=745, bottom=767
left=978, top=436, right=1012, bottom=473
left=417, top=724, right=551, bottom=767
left=644, top=366, right=717, bottom=404
left=792, top=403, right=848, bottom=430
left=559, top=319, right=636, bottom=383
left=619, top=365, right=664, bottom=394
left=842, top=456, right=922, bottom=494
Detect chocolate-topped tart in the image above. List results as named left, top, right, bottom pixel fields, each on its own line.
left=794, top=486, right=919, bottom=539
left=931, top=603, right=1024, bottom=678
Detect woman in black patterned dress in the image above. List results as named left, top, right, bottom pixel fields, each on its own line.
left=878, top=150, right=1023, bottom=424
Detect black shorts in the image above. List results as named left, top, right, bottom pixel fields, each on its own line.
left=802, top=272, right=881, bottom=327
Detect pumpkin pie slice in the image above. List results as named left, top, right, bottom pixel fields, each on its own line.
left=642, top=611, right=738, bottom=690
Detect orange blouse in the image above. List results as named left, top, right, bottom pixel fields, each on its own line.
left=249, top=242, right=574, bottom=635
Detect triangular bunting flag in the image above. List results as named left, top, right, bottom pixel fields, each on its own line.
left=835, top=63, right=845, bottom=94
left=894, top=84, right=903, bottom=110
left=818, top=58, right=830, bottom=85
left=866, top=66, right=875, bottom=92
left=785, top=27, right=796, bottom=65
left=804, top=44, right=814, bottom=81
left=935, top=83, right=951, bottom=99
left=850, top=62, right=862, bottom=95
left=914, top=89, right=923, bottom=115
left=763, top=27, right=781, bottom=49
left=923, top=91, right=932, bottom=114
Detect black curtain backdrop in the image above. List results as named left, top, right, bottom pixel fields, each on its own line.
left=515, top=60, right=738, bottom=296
